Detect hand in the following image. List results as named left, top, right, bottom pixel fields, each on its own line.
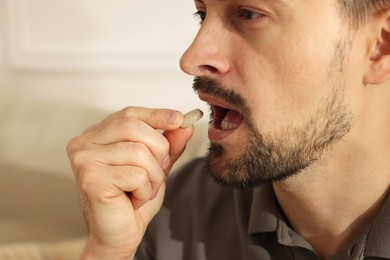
left=67, top=107, right=193, bottom=259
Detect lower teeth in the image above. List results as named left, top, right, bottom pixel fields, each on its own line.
left=220, top=119, right=238, bottom=130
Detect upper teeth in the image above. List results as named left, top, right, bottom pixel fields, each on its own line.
left=221, top=119, right=239, bottom=130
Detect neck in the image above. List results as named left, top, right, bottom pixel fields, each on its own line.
left=272, top=84, right=390, bottom=259
left=273, top=138, right=390, bottom=259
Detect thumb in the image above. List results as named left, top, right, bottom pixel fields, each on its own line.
left=162, top=126, right=194, bottom=174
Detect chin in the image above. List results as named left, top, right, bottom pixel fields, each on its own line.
left=205, top=142, right=262, bottom=189
left=205, top=140, right=313, bottom=189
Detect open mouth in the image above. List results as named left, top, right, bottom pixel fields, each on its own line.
left=212, top=105, right=244, bottom=130
left=198, top=91, right=245, bottom=141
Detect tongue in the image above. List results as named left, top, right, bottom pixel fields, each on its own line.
left=220, top=110, right=244, bottom=130
left=225, top=110, right=243, bottom=122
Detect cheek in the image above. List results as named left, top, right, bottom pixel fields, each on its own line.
left=231, top=13, right=346, bottom=132
left=341, top=38, right=368, bottom=113
left=236, top=42, right=338, bottom=135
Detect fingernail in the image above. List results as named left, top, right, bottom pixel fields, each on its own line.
left=162, top=156, right=171, bottom=170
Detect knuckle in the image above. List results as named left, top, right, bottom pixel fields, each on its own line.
left=128, top=168, right=153, bottom=201
left=130, top=142, right=149, bottom=158
left=118, top=117, right=139, bottom=133
left=150, top=109, right=162, bottom=120
left=158, top=138, right=170, bottom=157
left=119, top=106, right=137, bottom=118
left=66, top=136, right=81, bottom=156
left=151, top=174, right=165, bottom=190
left=77, top=164, right=101, bottom=194
left=130, top=168, right=152, bottom=199
left=69, top=149, right=89, bottom=170
left=133, top=167, right=150, bottom=187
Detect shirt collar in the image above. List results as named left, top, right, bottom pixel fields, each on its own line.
left=246, top=184, right=312, bottom=250
left=247, top=184, right=282, bottom=235
left=363, top=191, right=390, bottom=259
left=245, top=184, right=390, bottom=259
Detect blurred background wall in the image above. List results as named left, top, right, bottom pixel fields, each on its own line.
left=0, top=0, right=207, bottom=113
left=0, top=0, right=210, bottom=249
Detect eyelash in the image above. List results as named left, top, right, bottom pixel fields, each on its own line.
left=193, top=10, right=206, bottom=24
left=237, top=9, right=265, bottom=21
left=193, top=8, right=265, bottom=25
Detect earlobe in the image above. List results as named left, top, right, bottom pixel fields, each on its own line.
left=365, top=10, right=390, bottom=85
left=365, top=59, right=390, bottom=85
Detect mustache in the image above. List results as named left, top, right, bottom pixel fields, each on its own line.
left=192, top=77, right=250, bottom=114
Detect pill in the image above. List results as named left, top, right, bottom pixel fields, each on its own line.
left=180, top=109, right=204, bottom=128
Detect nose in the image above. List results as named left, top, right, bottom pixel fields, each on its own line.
left=180, top=19, right=230, bottom=78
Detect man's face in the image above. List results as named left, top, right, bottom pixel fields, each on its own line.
left=180, top=0, right=363, bottom=188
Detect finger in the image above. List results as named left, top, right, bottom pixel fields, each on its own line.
left=90, top=142, right=166, bottom=191
left=79, top=164, right=155, bottom=209
left=82, top=122, right=104, bottom=134
left=87, top=119, right=171, bottom=167
left=162, top=126, right=194, bottom=174
left=102, top=107, right=183, bottom=130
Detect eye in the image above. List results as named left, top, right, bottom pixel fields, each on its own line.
left=193, top=10, right=206, bottom=24
left=237, top=9, right=265, bottom=21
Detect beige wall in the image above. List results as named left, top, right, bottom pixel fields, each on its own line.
left=0, top=0, right=208, bottom=114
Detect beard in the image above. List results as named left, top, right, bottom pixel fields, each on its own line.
left=192, top=41, right=354, bottom=189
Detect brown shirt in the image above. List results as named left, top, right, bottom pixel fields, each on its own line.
left=135, top=158, right=390, bottom=260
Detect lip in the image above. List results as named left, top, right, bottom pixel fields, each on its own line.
left=198, top=91, right=237, bottom=111
left=198, top=91, right=243, bottom=143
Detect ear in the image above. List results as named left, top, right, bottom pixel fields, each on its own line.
left=364, top=9, right=390, bottom=85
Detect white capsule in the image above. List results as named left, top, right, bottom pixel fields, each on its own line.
left=180, top=109, right=204, bottom=128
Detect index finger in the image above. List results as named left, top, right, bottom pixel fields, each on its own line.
left=103, top=107, right=183, bottom=131
left=84, top=107, right=184, bottom=134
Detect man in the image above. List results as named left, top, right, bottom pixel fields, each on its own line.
left=67, top=0, right=390, bottom=259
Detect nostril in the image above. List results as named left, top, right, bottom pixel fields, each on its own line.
left=199, top=65, right=218, bottom=74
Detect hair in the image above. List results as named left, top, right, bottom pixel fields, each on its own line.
left=338, top=0, right=390, bottom=29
